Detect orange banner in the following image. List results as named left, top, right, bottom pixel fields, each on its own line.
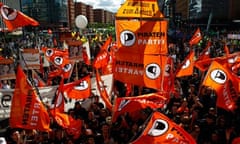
left=116, top=20, right=168, bottom=55
left=115, top=0, right=164, bottom=19
left=114, top=52, right=168, bottom=90
left=10, top=66, right=51, bottom=131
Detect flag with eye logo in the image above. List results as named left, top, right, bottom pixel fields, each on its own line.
left=114, top=52, right=168, bottom=90
left=0, top=3, right=39, bottom=31
left=41, top=47, right=73, bottom=79
left=130, top=111, right=196, bottom=144
left=175, top=50, right=195, bottom=77
left=63, top=75, right=91, bottom=99
left=201, top=61, right=236, bottom=111
left=189, top=28, right=202, bottom=46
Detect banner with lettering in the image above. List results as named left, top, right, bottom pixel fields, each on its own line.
left=114, top=52, right=168, bottom=90
left=20, top=49, right=40, bottom=69
left=116, top=19, right=168, bottom=55
left=115, top=0, right=164, bottom=19
left=10, top=66, right=51, bottom=131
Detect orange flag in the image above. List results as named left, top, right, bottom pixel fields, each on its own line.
left=0, top=3, right=39, bottom=31
left=93, top=50, right=110, bottom=69
left=189, top=28, right=202, bottom=46
left=176, top=50, right=195, bottom=77
left=63, top=75, right=91, bottom=99
left=114, top=52, right=168, bottom=90
left=115, top=20, right=168, bottom=55
left=202, top=61, right=236, bottom=111
left=10, top=66, right=51, bottom=131
left=112, top=93, right=167, bottom=122
left=93, top=36, right=112, bottom=69
left=42, top=47, right=73, bottom=79
left=130, top=111, right=196, bottom=144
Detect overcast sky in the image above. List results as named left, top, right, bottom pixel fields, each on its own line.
left=76, top=0, right=124, bottom=13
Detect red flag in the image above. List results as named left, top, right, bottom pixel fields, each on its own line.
left=112, top=93, right=167, bottom=122
left=0, top=3, right=39, bottom=31
left=189, top=28, right=202, bottom=46
left=130, top=111, right=196, bottom=144
left=63, top=75, right=91, bottom=99
left=176, top=50, right=195, bottom=77
left=10, top=66, right=51, bottom=131
left=202, top=61, right=236, bottom=111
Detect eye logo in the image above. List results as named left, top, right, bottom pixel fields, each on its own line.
left=0, top=5, right=17, bottom=20
left=74, top=80, right=89, bottom=90
left=146, top=63, right=161, bottom=79
left=46, top=49, right=54, bottom=57
left=210, top=69, right=227, bottom=84
left=148, top=119, right=169, bottom=136
left=182, top=60, right=190, bottom=69
left=54, top=56, right=63, bottom=65
left=120, top=30, right=136, bottom=46
left=63, top=63, right=72, bottom=72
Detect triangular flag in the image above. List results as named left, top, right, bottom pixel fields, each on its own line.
left=130, top=111, right=196, bottom=144
left=189, top=28, right=202, bottom=46
left=176, top=50, right=195, bottom=77
left=0, top=3, right=39, bottom=31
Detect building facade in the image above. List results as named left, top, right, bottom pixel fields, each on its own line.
left=21, top=0, right=68, bottom=30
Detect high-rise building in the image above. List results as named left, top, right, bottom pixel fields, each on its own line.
left=21, top=0, right=68, bottom=30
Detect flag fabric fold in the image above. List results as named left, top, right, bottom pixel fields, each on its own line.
left=130, top=111, right=196, bottom=144
left=10, top=66, right=51, bottom=132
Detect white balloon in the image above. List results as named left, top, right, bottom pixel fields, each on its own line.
left=75, top=15, right=88, bottom=29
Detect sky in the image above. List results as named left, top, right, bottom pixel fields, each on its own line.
left=76, top=0, right=124, bottom=13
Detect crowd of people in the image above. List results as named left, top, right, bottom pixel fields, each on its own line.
left=0, top=27, right=240, bottom=144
